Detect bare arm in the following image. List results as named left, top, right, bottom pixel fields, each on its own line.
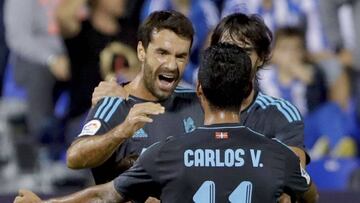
left=56, top=0, right=87, bottom=38
left=67, top=102, right=165, bottom=169
left=67, top=122, right=132, bottom=169
left=14, top=182, right=126, bottom=203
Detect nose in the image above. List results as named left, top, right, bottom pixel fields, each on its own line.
left=165, top=55, right=177, bottom=71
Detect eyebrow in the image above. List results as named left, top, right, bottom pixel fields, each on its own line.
left=176, top=52, right=188, bottom=58
left=156, top=48, right=170, bottom=54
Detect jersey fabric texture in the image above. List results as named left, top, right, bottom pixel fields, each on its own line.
left=241, top=92, right=304, bottom=149
left=79, top=87, right=202, bottom=184
left=79, top=89, right=306, bottom=183
left=114, top=124, right=309, bottom=203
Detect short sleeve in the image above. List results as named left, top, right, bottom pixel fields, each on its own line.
left=78, top=97, right=124, bottom=137
left=113, top=142, right=163, bottom=202
left=275, top=119, right=304, bottom=149
left=284, top=153, right=310, bottom=196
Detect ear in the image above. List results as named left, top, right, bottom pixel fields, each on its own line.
left=137, top=41, right=146, bottom=62
left=196, top=82, right=203, bottom=100
left=254, top=58, right=264, bottom=71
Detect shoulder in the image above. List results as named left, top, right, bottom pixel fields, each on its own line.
left=90, top=96, right=127, bottom=122
left=270, top=138, right=299, bottom=159
left=248, top=92, right=302, bottom=123
left=174, top=86, right=196, bottom=96
left=172, top=86, right=198, bottom=103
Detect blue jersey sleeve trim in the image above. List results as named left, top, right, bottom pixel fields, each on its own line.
left=256, top=93, right=302, bottom=123
left=257, top=95, right=295, bottom=122
left=94, top=97, right=110, bottom=118
left=94, top=97, right=123, bottom=122
left=98, top=97, right=116, bottom=119
left=104, top=98, right=123, bottom=122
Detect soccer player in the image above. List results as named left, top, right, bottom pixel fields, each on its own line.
left=14, top=43, right=310, bottom=203
left=89, top=13, right=317, bottom=202
left=66, top=10, right=202, bottom=184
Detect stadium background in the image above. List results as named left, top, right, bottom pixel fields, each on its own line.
left=0, top=0, right=360, bottom=202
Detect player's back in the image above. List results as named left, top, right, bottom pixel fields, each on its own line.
left=152, top=124, right=309, bottom=202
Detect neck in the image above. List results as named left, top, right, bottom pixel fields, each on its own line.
left=240, top=89, right=256, bottom=111
left=203, top=109, right=240, bottom=125
left=125, top=73, right=159, bottom=101
left=91, top=10, right=119, bottom=35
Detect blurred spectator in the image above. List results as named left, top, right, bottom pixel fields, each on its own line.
left=221, top=0, right=352, bottom=112
left=259, top=26, right=359, bottom=160
left=4, top=0, right=69, bottom=143
left=141, top=0, right=220, bottom=84
left=56, top=0, right=138, bottom=140
left=319, top=0, right=360, bottom=139
left=0, top=0, right=8, bottom=96
left=259, top=27, right=327, bottom=116
left=99, top=42, right=140, bottom=83
left=221, top=0, right=306, bottom=32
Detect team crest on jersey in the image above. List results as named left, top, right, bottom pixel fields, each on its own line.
left=133, top=128, right=148, bottom=138
left=78, top=120, right=101, bottom=137
left=183, top=117, right=196, bottom=133
left=215, top=131, right=229, bottom=139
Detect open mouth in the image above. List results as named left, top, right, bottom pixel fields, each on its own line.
left=157, top=73, right=177, bottom=91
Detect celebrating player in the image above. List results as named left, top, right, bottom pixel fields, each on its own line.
left=14, top=43, right=310, bottom=203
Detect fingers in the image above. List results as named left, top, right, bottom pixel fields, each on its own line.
left=109, top=77, right=117, bottom=82
left=131, top=103, right=165, bottom=116
left=278, top=193, right=291, bottom=203
left=14, top=196, right=22, bottom=203
left=92, top=81, right=129, bottom=106
left=18, top=189, right=29, bottom=197
left=129, top=115, right=154, bottom=123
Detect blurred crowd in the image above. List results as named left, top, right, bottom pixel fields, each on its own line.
left=0, top=0, right=360, bottom=194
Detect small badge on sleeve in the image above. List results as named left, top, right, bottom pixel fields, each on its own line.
left=215, top=132, right=229, bottom=139
left=78, top=120, right=101, bottom=137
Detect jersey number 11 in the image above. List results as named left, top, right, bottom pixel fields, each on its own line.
left=193, top=180, right=253, bottom=203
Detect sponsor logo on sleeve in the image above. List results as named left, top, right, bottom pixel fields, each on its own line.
left=78, top=120, right=101, bottom=137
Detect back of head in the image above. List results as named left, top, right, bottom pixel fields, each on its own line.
left=198, top=43, right=252, bottom=112
left=137, top=10, right=195, bottom=49
left=211, top=13, right=273, bottom=69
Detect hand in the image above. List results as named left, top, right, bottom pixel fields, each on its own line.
left=49, top=55, right=70, bottom=81
left=92, top=80, right=129, bottom=106
left=278, top=193, right=291, bottom=203
left=145, top=197, right=160, bottom=203
left=14, top=189, right=42, bottom=203
left=121, top=102, right=165, bottom=138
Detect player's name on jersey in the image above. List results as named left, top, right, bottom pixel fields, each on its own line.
left=184, top=148, right=263, bottom=168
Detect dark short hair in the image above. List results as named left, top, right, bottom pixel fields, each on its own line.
left=137, top=10, right=194, bottom=49
left=211, top=13, right=273, bottom=70
left=198, top=43, right=253, bottom=111
left=275, top=26, right=306, bottom=49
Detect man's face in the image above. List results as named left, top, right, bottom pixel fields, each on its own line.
left=273, top=36, right=304, bottom=67
left=140, top=29, right=191, bottom=100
